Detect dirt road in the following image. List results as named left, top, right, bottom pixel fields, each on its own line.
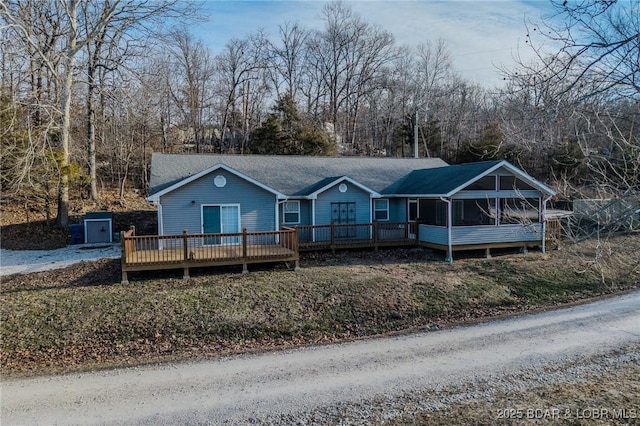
left=2, top=291, right=639, bottom=425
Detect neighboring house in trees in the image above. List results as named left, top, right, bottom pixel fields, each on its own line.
left=147, top=154, right=555, bottom=261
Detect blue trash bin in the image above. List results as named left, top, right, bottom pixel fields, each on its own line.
left=69, top=224, right=85, bottom=244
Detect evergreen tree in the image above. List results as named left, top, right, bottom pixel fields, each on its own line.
left=249, top=95, right=334, bottom=155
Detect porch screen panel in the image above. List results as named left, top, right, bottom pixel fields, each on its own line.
left=418, top=199, right=447, bottom=226
left=452, top=199, right=496, bottom=226
left=500, top=198, right=540, bottom=224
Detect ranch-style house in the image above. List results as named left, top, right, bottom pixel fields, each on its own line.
left=119, top=154, right=556, bottom=283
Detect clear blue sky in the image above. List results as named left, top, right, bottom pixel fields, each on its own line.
left=194, top=0, right=555, bottom=86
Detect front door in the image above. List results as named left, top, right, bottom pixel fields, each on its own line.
left=408, top=198, right=418, bottom=238
left=331, top=201, right=356, bottom=238
left=202, top=205, right=240, bottom=245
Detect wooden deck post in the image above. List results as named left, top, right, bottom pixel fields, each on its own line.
left=242, top=228, right=248, bottom=258
left=329, top=221, right=336, bottom=254
left=293, top=227, right=300, bottom=271
left=182, top=230, right=188, bottom=261
left=329, top=221, right=336, bottom=247
left=242, top=228, right=248, bottom=274
left=120, top=225, right=135, bottom=284
left=182, top=230, right=190, bottom=280
left=373, top=222, right=378, bottom=251
left=121, top=231, right=128, bottom=285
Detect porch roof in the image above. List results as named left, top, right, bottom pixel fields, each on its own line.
left=393, top=160, right=555, bottom=197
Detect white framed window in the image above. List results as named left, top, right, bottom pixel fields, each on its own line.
left=283, top=200, right=300, bottom=224
left=374, top=199, right=389, bottom=221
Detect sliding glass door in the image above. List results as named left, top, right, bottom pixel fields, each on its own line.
left=202, top=205, right=240, bottom=245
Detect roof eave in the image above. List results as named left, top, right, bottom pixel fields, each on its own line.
left=445, top=160, right=556, bottom=197
left=148, top=163, right=286, bottom=202
left=306, top=176, right=381, bottom=199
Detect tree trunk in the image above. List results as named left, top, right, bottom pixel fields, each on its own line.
left=56, top=51, right=75, bottom=228
left=87, top=62, right=98, bottom=200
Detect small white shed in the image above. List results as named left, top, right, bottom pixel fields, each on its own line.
left=84, top=212, right=113, bottom=244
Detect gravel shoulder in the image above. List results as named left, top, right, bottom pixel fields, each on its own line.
left=2, top=290, right=638, bottom=425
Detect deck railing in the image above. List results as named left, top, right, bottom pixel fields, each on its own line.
left=295, top=222, right=418, bottom=251
left=120, top=226, right=299, bottom=283
left=120, top=223, right=417, bottom=283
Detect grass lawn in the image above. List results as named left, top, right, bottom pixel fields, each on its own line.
left=1, top=236, right=638, bottom=377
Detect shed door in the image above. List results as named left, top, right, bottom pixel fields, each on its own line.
left=85, top=219, right=112, bottom=244
left=202, top=205, right=240, bottom=245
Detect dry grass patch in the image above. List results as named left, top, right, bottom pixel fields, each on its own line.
left=1, top=237, right=638, bottom=377
left=387, top=345, right=640, bottom=425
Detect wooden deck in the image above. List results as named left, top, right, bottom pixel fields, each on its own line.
left=121, top=227, right=299, bottom=283
left=120, top=220, right=561, bottom=282
left=120, top=223, right=419, bottom=282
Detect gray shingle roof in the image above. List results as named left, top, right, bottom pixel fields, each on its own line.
left=149, top=154, right=449, bottom=197
left=394, top=160, right=504, bottom=195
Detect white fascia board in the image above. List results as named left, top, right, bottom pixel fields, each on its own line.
left=382, top=193, right=445, bottom=198
left=147, top=163, right=287, bottom=202
left=499, top=161, right=556, bottom=196
left=444, top=160, right=556, bottom=197
left=443, top=161, right=506, bottom=197
left=306, top=176, right=381, bottom=200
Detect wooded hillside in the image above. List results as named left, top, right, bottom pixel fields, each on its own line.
left=1, top=0, right=637, bottom=228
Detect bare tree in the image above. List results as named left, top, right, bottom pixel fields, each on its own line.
left=267, top=21, right=309, bottom=101
left=214, top=33, right=268, bottom=153
left=522, top=0, right=639, bottom=99
left=362, top=46, right=416, bottom=157
left=305, top=1, right=396, bottom=153
left=1, top=0, right=65, bottom=220
left=164, top=29, right=215, bottom=154
left=1, top=0, right=112, bottom=226
left=497, top=2, right=639, bottom=280
left=1, top=0, right=200, bottom=226
left=414, top=39, right=455, bottom=158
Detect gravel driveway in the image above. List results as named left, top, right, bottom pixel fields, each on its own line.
left=0, top=245, right=121, bottom=276
left=2, top=291, right=638, bottom=425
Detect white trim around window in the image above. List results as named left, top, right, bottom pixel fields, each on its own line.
left=283, top=200, right=301, bottom=224
left=373, top=199, right=389, bottom=221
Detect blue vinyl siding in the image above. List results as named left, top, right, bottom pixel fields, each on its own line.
left=451, top=224, right=543, bottom=245
left=419, top=224, right=543, bottom=246
left=388, top=198, right=407, bottom=222
left=315, top=182, right=371, bottom=225
left=159, top=169, right=276, bottom=236
left=419, top=225, right=449, bottom=245
left=299, top=200, right=312, bottom=225
left=280, top=199, right=312, bottom=226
